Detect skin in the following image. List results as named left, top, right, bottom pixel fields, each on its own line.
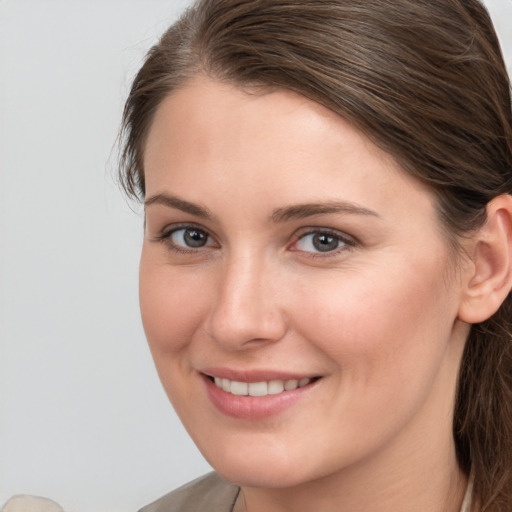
left=140, top=76, right=472, bottom=512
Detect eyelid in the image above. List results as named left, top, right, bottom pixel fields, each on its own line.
left=289, top=227, right=357, bottom=254
left=151, top=221, right=199, bottom=240
left=150, top=222, right=356, bottom=256
left=152, top=222, right=218, bottom=251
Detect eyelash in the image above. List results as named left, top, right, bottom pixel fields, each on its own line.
left=290, top=228, right=356, bottom=256
left=153, top=224, right=356, bottom=257
left=153, top=223, right=216, bottom=254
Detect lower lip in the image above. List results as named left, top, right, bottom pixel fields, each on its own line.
left=203, top=375, right=317, bottom=420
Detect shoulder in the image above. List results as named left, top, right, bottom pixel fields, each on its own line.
left=138, top=472, right=240, bottom=512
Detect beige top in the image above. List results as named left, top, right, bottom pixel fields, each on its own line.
left=139, top=471, right=474, bottom=512
left=139, top=473, right=239, bottom=512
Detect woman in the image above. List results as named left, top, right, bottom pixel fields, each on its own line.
left=119, top=1, right=512, bottom=511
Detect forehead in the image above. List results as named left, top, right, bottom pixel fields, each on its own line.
left=144, top=77, right=353, bottom=163
left=143, top=76, right=435, bottom=224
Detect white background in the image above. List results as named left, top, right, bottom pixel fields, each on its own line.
left=0, top=1, right=510, bottom=511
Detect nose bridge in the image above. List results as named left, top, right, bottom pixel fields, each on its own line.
left=207, top=247, right=285, bottom=349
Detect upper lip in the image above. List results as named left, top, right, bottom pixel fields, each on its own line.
left=200, top=368, right=320, bottom=383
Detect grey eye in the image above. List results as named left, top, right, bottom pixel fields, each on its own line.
left=171, top=228, right=211, bottom=248
left=296, top=232, right=347, bottom=253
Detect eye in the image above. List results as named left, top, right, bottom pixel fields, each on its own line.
left=293, top=230, right=353, bottom=254
left=169, top=227, right=213, bottom=248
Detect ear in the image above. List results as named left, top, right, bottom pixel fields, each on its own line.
left=458, top=194, right=512, bottom=324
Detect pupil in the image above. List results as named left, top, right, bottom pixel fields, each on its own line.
left=184, top=229, right=207, bottom=247
left=313, top=233, right=338, bottom=252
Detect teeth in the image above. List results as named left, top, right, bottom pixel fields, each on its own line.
left=249, top=382, right=267, bottom=396
left=212, top=377, right=312, bottom=396
left=299, top=378, right=310, bottom=387
left=284, top=379, right=298, bottom=391
left=268, top=380, right=284, bottom=395
left=230, top=381, right=248, bottom=396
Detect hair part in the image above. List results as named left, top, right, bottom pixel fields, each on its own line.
left=119, top=1, right=512, bottom=509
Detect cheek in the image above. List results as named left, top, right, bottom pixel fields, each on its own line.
left=139, top=253, right=210, bottom=356
left=290, top=257, right=456, bottom=385
left=284, top=259, right=459, bottom=453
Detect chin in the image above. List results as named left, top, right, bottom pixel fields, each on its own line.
left=214, top=462, right=309, bottom=489
left=197, top=440, right=328, bottom=489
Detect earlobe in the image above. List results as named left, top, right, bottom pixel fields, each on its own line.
left=458, top=194, right=512, bottom=324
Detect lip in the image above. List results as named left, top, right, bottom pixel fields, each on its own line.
left=200, top=368, right=320, bottom=420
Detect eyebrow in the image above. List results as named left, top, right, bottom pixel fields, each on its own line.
left=144, top=193, right=379, bottom=222
left=145, top=193, right=212, bottom=219
left=271, top=201, right=379, bottom=223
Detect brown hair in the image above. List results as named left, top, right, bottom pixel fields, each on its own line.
left=119, top=0, right=512, bottom=509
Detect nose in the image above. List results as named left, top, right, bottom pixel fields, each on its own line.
left=206, top=251, right=287, bottom=351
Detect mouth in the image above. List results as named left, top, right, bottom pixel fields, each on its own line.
left=206, top=375, right=318, bottom=397
left=200, top=371, right=321, bottom=419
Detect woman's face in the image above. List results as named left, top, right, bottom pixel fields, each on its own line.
left=140, top=77, right=470, bottom=488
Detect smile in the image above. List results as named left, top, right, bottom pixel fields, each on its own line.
left=202, top=372, right=321, bottom=419
left=212, top=377, right=313, bottom=396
